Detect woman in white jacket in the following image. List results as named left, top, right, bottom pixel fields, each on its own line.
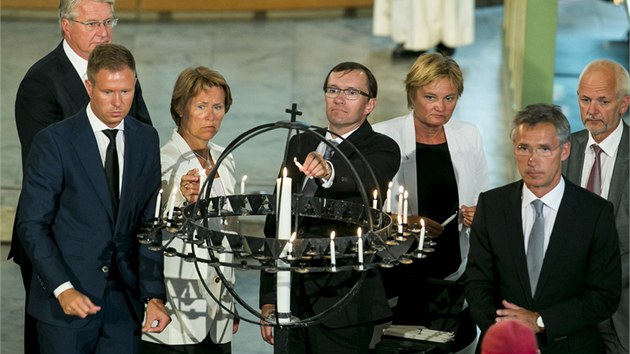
left=142, top=67, right=238, bottom=354
left=373, top=53, right=489, bottom=353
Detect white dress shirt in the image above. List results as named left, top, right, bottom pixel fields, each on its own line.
left=521, top=177, right=565, bottom=254
left=579, top=120, right=623, bottom=199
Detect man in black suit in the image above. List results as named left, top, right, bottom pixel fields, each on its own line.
left=10, top=1, right=151, bottom=352
left=465, top=103, right=621, bottom=353
left=259, top=62, right=401, bottom=353
left=562, top=59, right=629, bottom=354
left=18, top=43, right=169, bottom=354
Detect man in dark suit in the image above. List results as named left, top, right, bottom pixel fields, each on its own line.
left=465, top=103, right=621, bottom=354
left=259, top=62, right=401, bottom=353
left=562, top=59, right=629, bottom=354
left=17, top=44, right=169, bottom=354
left=10, top=1, right=151, bottom=351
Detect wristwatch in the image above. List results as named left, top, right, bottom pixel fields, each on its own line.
left=536, top=315, right=545, bottom=331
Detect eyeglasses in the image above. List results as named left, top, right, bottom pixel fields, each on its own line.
left=324, top=87, right=371, bottom=100
left=514, top=144, right=563, bottom=157
left=70, top=18, right=118, bottom=31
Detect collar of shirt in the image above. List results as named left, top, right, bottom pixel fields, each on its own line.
left=63, top=39, right=88, bottom=82
left=319, top=128, right=355, bottom=154
left=585, top=119, right=623, bottom=158
left=521, top=177, right=565, bottom=252
left=522, top=177, right=564, bottom=212
left=87, top=104, right=125, bottom=167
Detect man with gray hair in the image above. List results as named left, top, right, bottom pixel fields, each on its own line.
left=10, top=1, right=151, bottom=352
left=563, top=59, right=629, bottom=353
left=466, top=103, right=621, bottom=353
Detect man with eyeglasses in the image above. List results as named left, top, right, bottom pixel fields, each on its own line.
left=10, top=1, right=151, bottom=353
left=465, top=103, right=621, bottom=353
left=259, top=62, right=400, bottom=353
left=562, top=59, right=629, bottom=354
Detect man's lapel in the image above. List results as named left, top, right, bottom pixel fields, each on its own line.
left=608, top=122, right=629, bottom=210
left=71, top=112, right=115, bottom=221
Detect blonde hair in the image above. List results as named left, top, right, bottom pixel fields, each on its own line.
left=405, top=53, right=464, bottom=109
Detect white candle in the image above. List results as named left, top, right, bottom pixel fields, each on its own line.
left=275, top=168, right=292, bottom=242
left=240, top=175, right=247, bottom=194
left=198, top=172, right=206, bottom=198
left=330, top=231, right=337, bottom=270
left=397, top=186, right=404, bottom=217
left=397, top=214, right=403, bottom=234
left=166, top=187, right=177, bottom=222
left=154, top=188, right=163, bottom=221
left=372, top=190, right=378, bottom=209
left=285, top=232, right=296, bottom=258
left=403, top=190, right=409, bottom=224
left=418, top=218, right=426, bottom=251
left=275, top=168, right=292, bottom=323
left=357, top=228, right=364, bottom=269
left=386, top=181, right=392, bottom=213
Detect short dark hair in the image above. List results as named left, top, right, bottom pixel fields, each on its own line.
left=323, top=62, right=378, bottom=99
left=87, top=43, right=136, bottom=84
left=512, top=103, right=571, bottom=144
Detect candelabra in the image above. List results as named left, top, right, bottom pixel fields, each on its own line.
left=139, top=105, right=434, bottom=353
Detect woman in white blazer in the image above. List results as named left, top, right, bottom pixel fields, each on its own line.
left=373, top=53, right=489, bottom=353
left=142, top=67, right=238, bottom=354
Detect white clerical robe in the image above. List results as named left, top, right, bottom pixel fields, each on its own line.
left=373, top=0, right=475, bottom=51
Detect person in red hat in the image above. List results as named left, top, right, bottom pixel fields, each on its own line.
left=482, top=320, right=538, bottom=354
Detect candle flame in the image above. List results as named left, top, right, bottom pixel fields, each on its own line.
left=421, top=218, right=425, bottom=227
left=373, top=190, right=377, bottom=199
left=357, top=227, right=362, bottom=237
left=282, top=167, right=288, bottom=178
left=241, top=175, right=248, bottom=182
left=330, top=231, right=336, bottom=240
left=403, top=190, right=408, bottom=199
left=388, top=181, right=393, bottom=188
left=398, top=185, right=404, bottom=193
left=289, top=232, right=296, bottom=243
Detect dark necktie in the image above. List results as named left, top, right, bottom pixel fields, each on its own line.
left=302, top=141, right=338, bottom=197
left=103, top=129, right=119, bottom=217
left=586, top=144, right=603, bottom=195
left=527, top=199, right=544, bottom=296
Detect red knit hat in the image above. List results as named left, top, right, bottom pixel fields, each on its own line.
left=481, top=320, right=538, bottom=354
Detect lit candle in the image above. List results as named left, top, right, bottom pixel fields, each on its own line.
left=240, top=175, right=247, bottom=194
left=397, top=186, right=404, bottom=217
left=397, top=214, right=403, bottom=234
left=357, top=228, right=364, bottom=270
left=166, top=187, right=177, bottom=223
left=154, top=188, right=163, bottom=222
left=285, top=232, right=296, bottom=258
left=403, top=190, right=409, bottom=224
left=418, top=218, right=426, bottom=251
left=386, top=182, right=392, bottom=213
left=372, top=190, right=378, bottom=209
left=330, top=231, right=337, bottom=271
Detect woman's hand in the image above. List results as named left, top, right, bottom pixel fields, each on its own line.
left=179, top=168, right=203, bottom=203
left=460, top=205, right=477, bottom=227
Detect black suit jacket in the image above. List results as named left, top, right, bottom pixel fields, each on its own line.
left=465, top=179, right=621, bottom=353
left=260, top=120, right=400, bottom=327
left=562, top=123, right=629, bottom=352
left=17, top=110, right=164, bottom=327
left=10, top=41, right=152, bottom=263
